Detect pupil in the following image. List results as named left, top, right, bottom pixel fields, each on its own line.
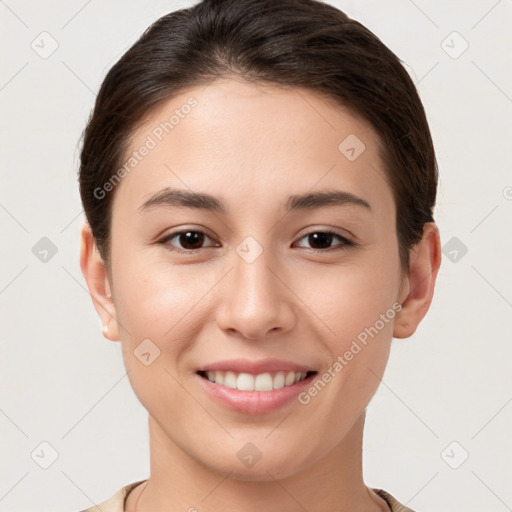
left=309, top=232, right=332, bottom=249
left=181, top=231, right=204, bottom=249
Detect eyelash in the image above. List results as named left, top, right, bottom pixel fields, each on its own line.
left=158, top=229, right=355, bottom=254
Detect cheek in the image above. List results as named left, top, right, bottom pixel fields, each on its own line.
left=298, top=246, right=399, bottom=406
left=112, top=261, right=204, bottom=414
left=112, top=236, right=400, bottom=352
left=300, top=253, right=400, bottom=344
left=113, top=254, right=210, bottom=338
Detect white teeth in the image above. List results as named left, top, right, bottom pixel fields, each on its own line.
left=237, top=373, right=254, bottom=391
left=273, top=371, right=285, bottom=389
left=284, top=371, right=295, bottom=386
left=254, top=373, right=273, bottom=391
left=223, top=371, right=237, bottom=389
left=203, top=370, right=310, bottom=391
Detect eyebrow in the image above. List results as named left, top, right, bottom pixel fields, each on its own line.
left=138, top=187, right=372, bottom=214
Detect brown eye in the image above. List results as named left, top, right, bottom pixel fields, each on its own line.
left=307, top=232, right=334, bottom=250
left=160, top=230, right=217, bottom=252
left=295, top=231, right=353, bottom=252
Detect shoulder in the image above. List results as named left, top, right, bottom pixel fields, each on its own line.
left=371, top=488, right=417, bottom=512
left=75, top=480, right=148, bottom=512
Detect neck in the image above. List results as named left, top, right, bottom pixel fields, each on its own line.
left=128, top=411, right=389, bottom=512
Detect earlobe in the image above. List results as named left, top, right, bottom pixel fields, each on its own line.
left=393, top=223, right=442, bottom=339
left=79, top=222, right=120, bottom=341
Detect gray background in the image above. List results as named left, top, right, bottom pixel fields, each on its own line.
left=1, top=1, right=511, bottom=510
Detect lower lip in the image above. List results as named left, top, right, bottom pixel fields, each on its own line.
left=196, top=373, right=316, bottom=414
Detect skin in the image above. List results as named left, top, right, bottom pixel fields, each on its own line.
left=80, top=77, right=441, bottom=512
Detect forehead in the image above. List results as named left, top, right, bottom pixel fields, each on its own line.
left=111, top=78, right=394, bottom=219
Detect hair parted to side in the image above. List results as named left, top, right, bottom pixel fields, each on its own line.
left=79, top=0, right=438, bottom=274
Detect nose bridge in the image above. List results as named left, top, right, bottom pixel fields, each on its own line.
left=234, top=240, right=278, bottom=303
left=216, top=236, right=295, bottom=339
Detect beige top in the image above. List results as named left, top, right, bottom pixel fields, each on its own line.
left=77, top=479, right=416, bottom=511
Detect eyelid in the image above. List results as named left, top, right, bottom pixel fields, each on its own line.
left=293, top=229, right=354, bottom=250
left=158, top=226, right=355, bottom=253
left=295, top=225, right=354, bottom=242
left=159, top=228, right=219, bottom=249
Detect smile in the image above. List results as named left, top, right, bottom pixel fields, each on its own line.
left=198, top=370, right=315, bottom=391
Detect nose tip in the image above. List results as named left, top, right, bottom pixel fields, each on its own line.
left=215, top=255, right=296, bottom=341
left=232, top=325, right=281, bottom=341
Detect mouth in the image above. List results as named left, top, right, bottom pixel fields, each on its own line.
left=197, top=369, right=317, bottom=392
left=195, top=358, right=319, bottom=414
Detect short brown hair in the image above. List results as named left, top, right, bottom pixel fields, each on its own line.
left=79, top=0, right=438, bottom=273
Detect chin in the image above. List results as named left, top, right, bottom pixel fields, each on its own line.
left=198, top=444, right=312, bottom=482
left=216, top=462, right=299, bottom=482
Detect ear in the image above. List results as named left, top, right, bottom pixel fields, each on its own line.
left=79, top=222, right=120, bottom=341
left=394, top=222, right=442, bottom=339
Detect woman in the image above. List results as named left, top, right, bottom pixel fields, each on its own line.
left=78, top=0, right=441, bottom=510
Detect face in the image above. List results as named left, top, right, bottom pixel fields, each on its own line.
left=93, top=78, right=410, bottom=480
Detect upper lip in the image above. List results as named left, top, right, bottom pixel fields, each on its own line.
left=197, top=358, right=317, bottom=375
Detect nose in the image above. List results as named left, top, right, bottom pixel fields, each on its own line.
left=215, top=246, right=296, bottom=341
